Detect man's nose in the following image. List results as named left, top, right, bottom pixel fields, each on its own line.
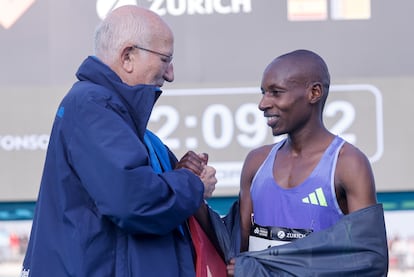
left=258, top=94, right=270, bottom=111
left=163, top=63, right=174, bottom=82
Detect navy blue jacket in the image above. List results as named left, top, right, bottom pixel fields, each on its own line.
left=22, top=56, right=204, bottom=276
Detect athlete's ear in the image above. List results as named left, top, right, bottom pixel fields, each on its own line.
left=120, top=46, right=134, bottom=73
left=309, top=82, right=323, bottom=104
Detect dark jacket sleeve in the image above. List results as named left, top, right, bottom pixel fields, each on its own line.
left=66, top=94, right=204, bottom=236
left=234, top=204, right=389, bottom=277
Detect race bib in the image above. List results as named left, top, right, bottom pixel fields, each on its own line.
left=249, top=223, right=313, bottom=251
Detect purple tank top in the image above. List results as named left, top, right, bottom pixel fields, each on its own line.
left=250, top=136, right=345, bottom=232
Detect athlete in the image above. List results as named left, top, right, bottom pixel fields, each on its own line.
left=238, top=49, right=378, bottom=252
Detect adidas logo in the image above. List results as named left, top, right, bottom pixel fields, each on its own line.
left=302, top=187, right=327, bottom=207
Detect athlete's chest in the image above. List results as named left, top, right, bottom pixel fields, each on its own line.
left=273, top=151, right=324, bottom=189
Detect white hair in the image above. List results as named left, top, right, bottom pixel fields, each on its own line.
left=93, top=7, right=151, bottom=65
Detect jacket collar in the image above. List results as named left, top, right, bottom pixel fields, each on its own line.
left=76, top=56, right=162, bottom=139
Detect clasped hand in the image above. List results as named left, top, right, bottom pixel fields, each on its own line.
left=175, top=151, right=217, bottom=199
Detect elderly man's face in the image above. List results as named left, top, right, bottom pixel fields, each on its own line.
left=129, top=36, right=174, bottom=87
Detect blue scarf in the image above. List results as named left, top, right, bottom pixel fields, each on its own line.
left=143, top=130, right=185, bottom=235
left=143, top=130, right=172, bottom=173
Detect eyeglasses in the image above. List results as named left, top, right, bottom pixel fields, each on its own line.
left=133, top=45, right=173, bottom=63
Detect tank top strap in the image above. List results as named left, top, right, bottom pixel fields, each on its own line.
left=251, top=138, right=287, bottom=186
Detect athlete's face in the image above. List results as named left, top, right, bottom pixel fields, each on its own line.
left=259, top=58, right=312, bottom=137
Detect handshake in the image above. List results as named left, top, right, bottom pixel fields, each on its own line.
left=175, top=151, right=217, bottom=199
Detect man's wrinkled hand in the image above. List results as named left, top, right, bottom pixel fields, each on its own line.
left=200, top=165, right=217, bottom=199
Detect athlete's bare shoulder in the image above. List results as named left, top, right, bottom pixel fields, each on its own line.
left=245, top=144, right=275, bottom=169
left=337, top=142, right=372, bottom=175
left=240, top=143, right=275, bottom=190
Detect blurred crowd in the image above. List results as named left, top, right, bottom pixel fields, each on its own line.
left=389, top=235, right=414, bottom=271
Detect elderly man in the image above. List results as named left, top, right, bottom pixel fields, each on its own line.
left=22, top=5, right=217, bottom=276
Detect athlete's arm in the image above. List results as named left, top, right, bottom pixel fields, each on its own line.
left=335, top=143, right=377, bottom=214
